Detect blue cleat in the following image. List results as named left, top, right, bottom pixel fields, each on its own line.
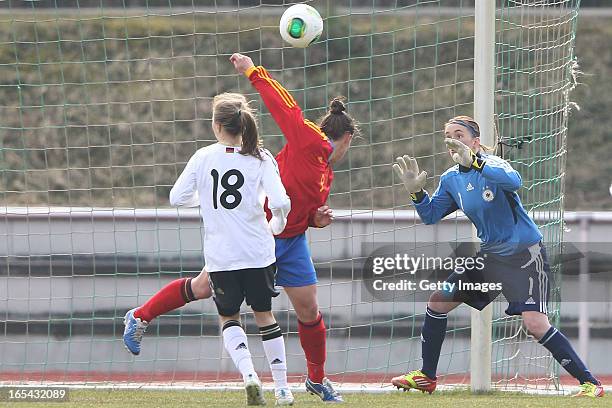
left=123, top=308, right=149, bottom=356
left=305, top=377, right=344, bottom=403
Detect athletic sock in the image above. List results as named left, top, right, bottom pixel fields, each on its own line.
left=539, top=326, right=599, bottom=385
left=222, top=320, right=256, bottom=382
left=260, top=323, right=288, bottom=389
left=420, top=307, right=448, bottom=380
left=134, top=277, right=196, bottom=322
left=298, top=312, right=326, bottom=383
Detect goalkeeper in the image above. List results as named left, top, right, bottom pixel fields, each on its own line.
left=391, top=115, right=604, bottom=398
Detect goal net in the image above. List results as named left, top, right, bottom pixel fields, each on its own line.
left=0, top=0, right=580, bottom=391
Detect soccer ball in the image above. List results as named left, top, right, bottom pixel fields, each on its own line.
left=279, top=4, right=323, bottom=48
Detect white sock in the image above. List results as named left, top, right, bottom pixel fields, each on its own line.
left=222, top=321, right=256, bottom=382
left=260, top=323, right=288, bottom=389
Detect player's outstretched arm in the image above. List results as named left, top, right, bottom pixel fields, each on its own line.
left=393, top=154, right=457, bottom=225
left=230, top=53, right=304, bottom=146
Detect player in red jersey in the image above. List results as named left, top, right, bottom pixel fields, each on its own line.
left=123, top=53, right=356, bottom=402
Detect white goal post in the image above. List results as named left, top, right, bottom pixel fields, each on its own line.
left=471, top=0, right=496, bottom=393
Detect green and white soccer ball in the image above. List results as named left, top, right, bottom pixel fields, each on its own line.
left=279, top=4, right=323, bottom=48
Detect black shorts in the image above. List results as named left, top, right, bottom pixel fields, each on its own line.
left=444, top=242, right=551, bottom=316
left=208, top=263, right=280, bottom=317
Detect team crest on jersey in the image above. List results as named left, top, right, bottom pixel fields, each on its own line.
left=482, top=189, right=494, bottom=202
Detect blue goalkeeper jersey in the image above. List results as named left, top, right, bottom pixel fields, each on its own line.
left=413, top=153, right=542, bottom=256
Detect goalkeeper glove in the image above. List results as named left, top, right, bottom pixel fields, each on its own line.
left=393, top=155, right=427, bottom=201
left=444, top=138, right=485, bottom=170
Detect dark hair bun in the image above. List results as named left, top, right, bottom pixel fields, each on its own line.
left=329, top=98, right=346, bottom=115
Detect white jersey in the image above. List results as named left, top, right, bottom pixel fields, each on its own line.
left=169, top=143, right=290, bottom=272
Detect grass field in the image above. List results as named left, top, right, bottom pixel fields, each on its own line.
left=1, top=389, right=607, bottom=408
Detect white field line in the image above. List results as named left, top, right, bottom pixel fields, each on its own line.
left=1, top=381, right=609, bottom=396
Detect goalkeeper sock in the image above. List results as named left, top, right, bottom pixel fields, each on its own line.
left=298, top=312, right=326, bottom=383
left=223, top=320, right=256, bottom=382
left=260, top=323, right=288, bottom=389
left=134, top=277, right=196, bottom=322
left=539, top=327, right=599, bottom=385
left=421, top=307, right=448, bottom=380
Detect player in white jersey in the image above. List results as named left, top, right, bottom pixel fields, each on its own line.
left=169, top=113, right=288, bottom=274
left=124, top=93, right=294, bottom=406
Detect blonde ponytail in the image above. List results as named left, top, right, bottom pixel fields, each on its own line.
left=212, top=93, right=262, bottom=160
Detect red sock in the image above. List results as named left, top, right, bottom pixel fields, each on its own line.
left=298, top=312, right=326, bottom=383
left=134, top=278, right=195, bottom=322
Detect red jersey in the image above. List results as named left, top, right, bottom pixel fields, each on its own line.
left=246, top=65, right=333, bottom=239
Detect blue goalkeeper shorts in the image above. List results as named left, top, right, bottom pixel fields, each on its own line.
left=274, top=233, right=318, bottom=287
